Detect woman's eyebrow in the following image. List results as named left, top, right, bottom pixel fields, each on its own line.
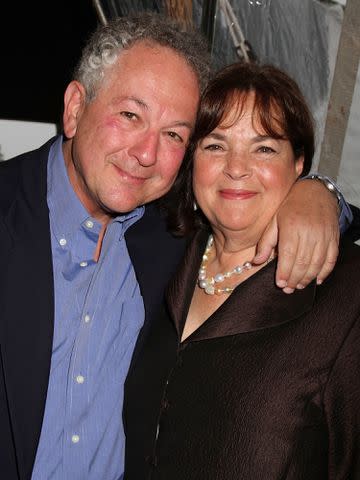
left=204, top=132, right=226, bottom=141
left=252, top=135, right=274, bottom=142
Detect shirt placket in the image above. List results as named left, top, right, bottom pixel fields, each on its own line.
left=63, top=221, right=105, bottom=477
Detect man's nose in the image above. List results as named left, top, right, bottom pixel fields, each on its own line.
left=128, top=132, right=159, bottom=167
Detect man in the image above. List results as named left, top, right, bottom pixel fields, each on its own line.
left=0, top=13, right=351, bottom=480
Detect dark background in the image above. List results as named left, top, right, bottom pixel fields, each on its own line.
left=0, top=0, right=99, bottom=127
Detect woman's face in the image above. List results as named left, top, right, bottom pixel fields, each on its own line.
left=193, top=92, right=304, bottom=241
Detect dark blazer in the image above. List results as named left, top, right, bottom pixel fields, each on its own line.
left=124, top=229, right=360, bottom=479
left=0, top=138, right=188, bottom=480
left=348, top=203, right=360, bottom=242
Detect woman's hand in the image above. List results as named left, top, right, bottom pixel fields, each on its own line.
left=252, top=179, right=340, bottom=293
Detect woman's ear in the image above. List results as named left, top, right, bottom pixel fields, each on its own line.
left=62, top=81, right=86, bottom=139
left=295, top=155, right=304, bottom=177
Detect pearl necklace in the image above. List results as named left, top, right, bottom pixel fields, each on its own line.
left=198, top=234, right=253, bottom=295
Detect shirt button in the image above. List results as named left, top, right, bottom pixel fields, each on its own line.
left=85, top=220, right=94, bottom=229
left=76, top=375, right=85, bottom=384
left=59, top=238, right=67, bottom=246
left=80, top=261, right=88, bottom=267
left=71, top=434, right=80, bottom=444
left=84, top=314, right=91, bottom=323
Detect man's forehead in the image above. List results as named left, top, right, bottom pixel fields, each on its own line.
left=115, top=41, right=200, bottom=87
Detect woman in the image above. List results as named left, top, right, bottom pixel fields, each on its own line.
left=124, top=63, right=360, bottom=479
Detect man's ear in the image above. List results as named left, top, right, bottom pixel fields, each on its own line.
left=63, top=81, right=86, bottom=139
left=295, top=155, right=304, bottom=177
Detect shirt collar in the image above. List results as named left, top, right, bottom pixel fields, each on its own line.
left=47, top=135, right=144, bottom=243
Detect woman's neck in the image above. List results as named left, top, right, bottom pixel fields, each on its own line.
left=210, top=230, right=258, bottom=272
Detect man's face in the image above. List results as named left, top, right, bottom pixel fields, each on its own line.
left=62, top=41, right=200, bottom=223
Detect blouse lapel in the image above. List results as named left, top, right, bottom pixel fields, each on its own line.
left=166, top=229, right=208, bottom=337
left=166, top=230, right=316, bottom=342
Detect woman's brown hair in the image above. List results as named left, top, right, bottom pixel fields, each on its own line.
left=162, top=62, right=315, bottom=236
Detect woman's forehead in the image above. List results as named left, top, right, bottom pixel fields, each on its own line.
left=216, top=90, right=284, bottom=135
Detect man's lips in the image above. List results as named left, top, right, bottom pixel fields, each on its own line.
left=112, top=164, right=148, bottom=185
left=219, top=189, right=257, bottom=200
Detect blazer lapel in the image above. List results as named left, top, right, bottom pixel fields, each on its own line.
left=0, top=141, right=54, bottom=479
left=166, top=230, right=316, bottom=342
left=125, top=203, right=188, bottom=367
left=126, top=203, right=188, bottom=322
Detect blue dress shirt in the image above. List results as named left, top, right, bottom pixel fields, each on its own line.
left=31, top=137, right=144, bottom=480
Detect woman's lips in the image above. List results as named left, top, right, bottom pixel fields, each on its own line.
left=219, top=189, right=257, bottom=200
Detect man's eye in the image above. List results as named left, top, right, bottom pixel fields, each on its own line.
left=167, top=131, right=183, bottom=143
left=120, top=111, right=138, bottom=120
left=257, top=146, right=275, bottom=153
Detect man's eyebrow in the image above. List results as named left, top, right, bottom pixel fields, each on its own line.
left=126, top=96, right=149, bottom=110
left=116, top=96, right=193, bottom=129
left=171, top=121, right=193, bottom=130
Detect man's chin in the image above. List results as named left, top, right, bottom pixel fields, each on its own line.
left=101, top=197, right=147, bottom=216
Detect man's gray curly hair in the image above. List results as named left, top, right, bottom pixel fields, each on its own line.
left=73, top=12, right=211, bottom=102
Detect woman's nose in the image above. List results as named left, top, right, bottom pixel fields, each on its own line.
left=223, top=153, right=252, bottom=180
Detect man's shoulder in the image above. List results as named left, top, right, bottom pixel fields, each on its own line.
left=318, top=239, right=360, bottom=306
left=338, top=238, right=360, bottom=268
left=346, top=204, right=360, bottom=242
left=0, top=154, right=26, bottom=216
left=0, top=137, right=57, bottom=215
left=127, top=202, right=189, bottom=246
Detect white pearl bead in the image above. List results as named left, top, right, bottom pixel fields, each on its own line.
left=214, top=273, right=224, bottom=283
left=205, top=285, right=215, bottom=295
left=198, top=234, right=254, bottom=296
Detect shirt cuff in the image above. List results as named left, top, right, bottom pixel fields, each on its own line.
left=302, top=174, right=353, bottom=234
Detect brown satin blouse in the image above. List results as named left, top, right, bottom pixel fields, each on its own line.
left=124, top=230, right=360, bottom=479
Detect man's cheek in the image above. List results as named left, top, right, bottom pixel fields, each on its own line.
left=170, top=149, right=186, bottom=173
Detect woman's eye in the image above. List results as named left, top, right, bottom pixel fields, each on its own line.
left=257, top=146, right=276, bottom=153
left=204, top=144, right=223, bottom=151
left=120, top=111, right=138, bottom=120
